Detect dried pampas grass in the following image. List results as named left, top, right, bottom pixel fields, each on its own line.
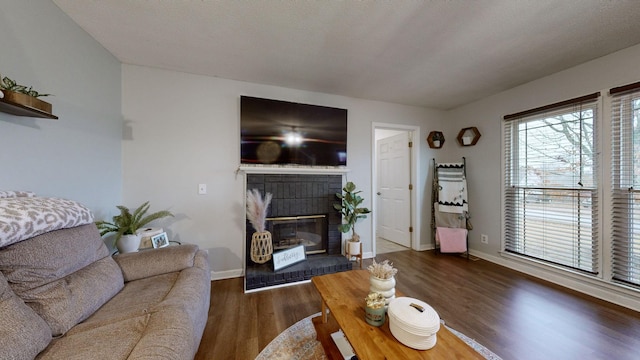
left=368, top=259, right=398, bottom=279
left=246, top=189, right=272, bottom=233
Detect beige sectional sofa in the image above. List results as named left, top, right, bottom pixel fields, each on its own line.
left=0, top=193, right=211, bottom=360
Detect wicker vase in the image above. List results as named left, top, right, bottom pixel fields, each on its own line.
left=250, top=231, right=273, bottom=264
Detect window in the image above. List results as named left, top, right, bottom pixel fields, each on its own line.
left=503, top=93, right=600, bottom=274
left=611, top=82, right=640, bottom=287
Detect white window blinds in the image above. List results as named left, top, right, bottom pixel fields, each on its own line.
left=611, top=82, right=640, bottom=287
left=503, top=93, right=600, bottom=274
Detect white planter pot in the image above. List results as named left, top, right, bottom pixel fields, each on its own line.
left=370, top=275, right=396, bottom=306
left=117, top=234, right=141, bottom=254
left=347, top=241, right=361, bottom=256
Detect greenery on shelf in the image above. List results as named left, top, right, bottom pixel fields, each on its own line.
left=95, top=201, right=173, bottom=242
left=0, top=74, right=50, bottom=97
left=334, top=181, right=371, bottom=242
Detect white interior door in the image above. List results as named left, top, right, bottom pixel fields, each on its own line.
left=377, top=132, right=411, bottom=247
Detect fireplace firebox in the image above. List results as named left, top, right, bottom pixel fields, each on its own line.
left=267, top=215, right=327, bottom=254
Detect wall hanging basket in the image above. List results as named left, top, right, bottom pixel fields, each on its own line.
left=250, top=231, right=273, bottom=264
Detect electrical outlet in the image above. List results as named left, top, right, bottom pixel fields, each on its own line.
left=480, top=234, right=488, bottom=244
left=198, top=184, right=207, bottom=195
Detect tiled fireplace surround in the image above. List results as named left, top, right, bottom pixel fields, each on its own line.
left=245, top=172, right=352, bottom=291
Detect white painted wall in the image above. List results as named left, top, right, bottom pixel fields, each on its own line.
left=446, top=44, right=640, bottom=311
left=7, top=0, right=639, bottom=309
left=0, top=1, right=122, bottom=216
left=121, top=64, right=444, bottom=278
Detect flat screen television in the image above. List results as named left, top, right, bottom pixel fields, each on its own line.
left=240, top=96, right=347, bottom=166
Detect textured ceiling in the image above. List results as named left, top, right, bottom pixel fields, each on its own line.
left=53, top=0, right=640, bottom=110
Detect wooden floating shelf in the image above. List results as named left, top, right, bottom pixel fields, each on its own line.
left=457, top=126, right=481, bottom=146
left=0, top=91, right=58, bottom=119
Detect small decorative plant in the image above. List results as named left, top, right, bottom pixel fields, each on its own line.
left=367, top=259, right=398, bottom=279
left=365, top=292, right=386, bottom=309
left=0, top=75, right=51, bottom=97
left=246, top=189, right=274, bottom=264
left=334, top=181, right=371, bottom=242
left=95, top=201, right=173, bottom=242
left=246, top=189, right=272, bottom=233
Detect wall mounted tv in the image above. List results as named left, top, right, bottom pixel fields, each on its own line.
left=240, top=96, right=347, bottom=167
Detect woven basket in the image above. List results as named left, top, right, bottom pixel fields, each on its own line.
left=250, top=231, right=273, bottom=264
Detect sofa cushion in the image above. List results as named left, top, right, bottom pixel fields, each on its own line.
left=114, top=243, right=199, bottom=282
left=36, top=315, right=149, bottom=360
left=37, top=257, right=211, bottom=360
left=0, top=224, right=124, bottom=336
left=0, top=273, right=52, bottom=360
left=33, top=248, right=210, bottom=360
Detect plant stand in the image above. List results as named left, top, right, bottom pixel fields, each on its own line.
left=345, top=241, right=362, bottom=269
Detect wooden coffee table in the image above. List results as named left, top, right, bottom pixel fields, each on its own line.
left=311, top=269, right=485, bottom=359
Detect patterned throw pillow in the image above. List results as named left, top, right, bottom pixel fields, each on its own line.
left=0, top=190, right=36, bottom=198
left=0, top=196, right=94, bottom=248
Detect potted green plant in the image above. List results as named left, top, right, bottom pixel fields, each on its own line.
left=96, top=201, right=173, bottom=253
left=334, top=181, right=371, bottom=257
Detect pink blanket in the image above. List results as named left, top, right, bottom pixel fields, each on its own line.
left=436, top=227, right=467, bottom=253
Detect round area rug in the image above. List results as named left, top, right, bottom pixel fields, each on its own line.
left=255, top=313, right=326, bottom=360
left=256, top=313, right=502, bottom=360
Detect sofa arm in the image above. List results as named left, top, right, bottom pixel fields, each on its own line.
left=113, top=244, right=206, bottom=282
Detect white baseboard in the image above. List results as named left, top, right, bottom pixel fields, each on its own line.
left=210, top=268, right=243, bottom=281
left=417, top=243, right=435, bottom=251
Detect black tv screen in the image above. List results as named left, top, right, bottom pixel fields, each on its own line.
left=240, top=96, right=347, bottom=166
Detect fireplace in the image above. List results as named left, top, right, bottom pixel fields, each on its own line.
left=244, top=172, right=352, bottom=291
left=267, top=215, right=327, bottom=254
left=245, top=173, right=343, bottom=260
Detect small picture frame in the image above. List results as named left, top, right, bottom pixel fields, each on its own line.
left=151, top=232, right=169, bottom=248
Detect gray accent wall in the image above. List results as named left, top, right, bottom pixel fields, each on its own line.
left=0, top=1, right=122, bottom=216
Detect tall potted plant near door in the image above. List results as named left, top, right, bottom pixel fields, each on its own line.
left=96, top=202, right=173, bottom=253
left=246, top=189, right=273, bottom=264
left=334, top=181, right=371, bottom=258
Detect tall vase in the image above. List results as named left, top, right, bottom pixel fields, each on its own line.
left=250, top=231, right=273, bottom=264
left=369, top=275, right=396, bottom=306
left=117, top=234, right=141, bottom=254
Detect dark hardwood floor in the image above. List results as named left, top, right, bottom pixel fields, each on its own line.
left=195, top=250, right=640, bottom=360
